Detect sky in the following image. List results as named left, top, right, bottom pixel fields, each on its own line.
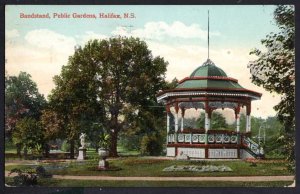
left=5, top=5, right=284, bottom=119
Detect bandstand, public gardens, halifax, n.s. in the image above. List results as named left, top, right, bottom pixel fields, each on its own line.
left=156, top=58, right=265, bottom=160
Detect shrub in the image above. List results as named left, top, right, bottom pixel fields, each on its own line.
left=35, top=166, right=52, bottom=178
left=140, top=134, right=163, bottom=156
left=8, top=168, right=38, bottom=186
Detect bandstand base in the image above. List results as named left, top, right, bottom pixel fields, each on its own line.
left=166, top=130, right=263, bottom=159
left=167, top=146, right=255, bottom=159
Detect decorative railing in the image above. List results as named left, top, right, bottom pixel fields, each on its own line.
left=242, top=137, right=264, bottom=157
left=167, top=133, right=239, bottom=144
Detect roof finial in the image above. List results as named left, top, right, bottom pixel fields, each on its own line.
left=208, top=10, right=210, bottom=60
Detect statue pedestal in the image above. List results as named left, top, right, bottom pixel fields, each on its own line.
left=77, top=148, right=86, bottom=160
left=98, top=159, right=109, bottom=170
left=98, top=148, right=109, bottom=170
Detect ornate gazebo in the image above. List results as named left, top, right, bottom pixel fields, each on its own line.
left=157, top=59, right=264, bottom=159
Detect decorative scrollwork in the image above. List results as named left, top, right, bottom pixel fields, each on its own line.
left=192, top=135, right=199, bottom=142
left=208, top=135, right=215, bottom=143
left=215, top=134, right=222, bottom=143
left=223, top=135, right=230, bottom=143
left=185, top=134, right=191, bottom=142
left=230, top=135, right=237, bottom=143
left=199, top=134, right=206, bottom=143
left=178, top=134, right=185, bottom=142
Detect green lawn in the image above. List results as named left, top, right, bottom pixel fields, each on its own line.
left=5, top=146, right=139, bottom=160
left=4, top=177, right=293, bottom=187
left=5, top=157, right=292, bottom=177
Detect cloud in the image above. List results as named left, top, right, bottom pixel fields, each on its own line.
left=112, top=21, right=220, bottom=40
left=7, top=29, right=79, bottom=98
left=7, top=29, right=107, bottom=98
left=6, top=42, right=70, bottom=98
left=6, top=29, right=20, bottom=38
left=77, top=31, right=107, bottom=45
left=25, top=29, right=76, bottom=55
left=6, top=28, right=280, bottom=118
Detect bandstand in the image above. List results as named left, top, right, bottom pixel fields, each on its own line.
left=157, top=59, right=265, bottom=159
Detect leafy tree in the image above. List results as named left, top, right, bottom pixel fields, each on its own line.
left=248, top=5, right=295, bottom=172
left=163, top=77, right=179, bottom=89
left=40, top=109, right=67, bottom=156
left=49, top=37, right=168, bottom=157
left=263, top=117, right=285, bottom=158
left=5, top=72, right=46, bottom=155
left=120, top=100, right=166, bottom=155
left=88, top=123, right=107, bottom=152
left=40, top=109, right=65, bottom=141
left=12, top=117, right=44, bottom=158
left=48, top=48, right=104, bottom=158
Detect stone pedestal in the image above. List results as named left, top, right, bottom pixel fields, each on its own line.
left=98, top=159, right=109, bottom=170
left=77, top=148, right=86, bottom=160
left=98, top=148, right=109, bottom=170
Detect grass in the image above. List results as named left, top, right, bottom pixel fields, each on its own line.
left=4, top=177, right=293, bottom=187
left=5, top=141, right=17, bottom=154
left=117, top=146, right=140, bottom=156
left=5, top=157, right=293, bottom=177
left=5, top=146, right=139, bottom=161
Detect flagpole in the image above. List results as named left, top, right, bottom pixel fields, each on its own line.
left=208, top=10, right=210, bottom=59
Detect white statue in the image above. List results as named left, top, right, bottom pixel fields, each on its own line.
left=79, top=133, right=87, bottom=149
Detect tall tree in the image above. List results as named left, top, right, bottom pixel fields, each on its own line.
left=48, top=43, right=104, bottom=158
left=49, top=37, right=168, bottom=157
left=122, top=102, right=166, bottom=155
left=5, top=72, right=46, bottom=155
left=248, top=5, right=295, bottom=172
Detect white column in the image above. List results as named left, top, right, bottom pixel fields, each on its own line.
left=205, top=112, right=209, bottom=132
left=246, top=103, right=251, bottom=133
left=175, top=112, right=178, bottom=133
left=246, top=115, right=251, bottom=132
left=167, top=113, right=170, bottom=133
left=208, top=117, right=211, bottom=130
left=236, top=113, right=240, bottom=132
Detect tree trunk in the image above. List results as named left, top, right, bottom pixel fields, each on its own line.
left=109, top=130, right=118, bottom=157
left=23, top=146, right=28, bottom=159
left=43, top=144, right=50, bottom=158
left=70, top=140, right=75, bottom=159
left=16, top=144, right=22, bottom=158
left=95, top=145, right=99, bottom=153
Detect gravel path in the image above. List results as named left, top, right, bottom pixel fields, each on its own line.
left=5, top=171, right=294, bottom=182
left=51, top=175, right=294, bottom=182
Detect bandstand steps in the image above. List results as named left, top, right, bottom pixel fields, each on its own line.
left=242, top=137, right=264, bottom=159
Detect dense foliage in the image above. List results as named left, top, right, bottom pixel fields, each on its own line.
left=48, top=37, right=168, bottom=157
left=248, top=5, right=295, bottom=172
left=13, top=117, right=45, bottom=158
left=5, top=72, right=46, bottom=137
left=5, top=72, right=46, bottom=156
